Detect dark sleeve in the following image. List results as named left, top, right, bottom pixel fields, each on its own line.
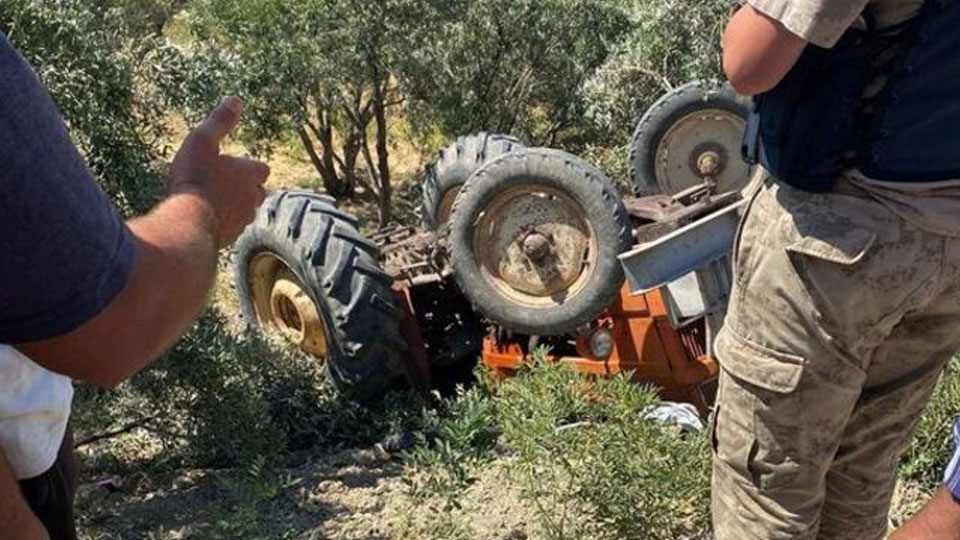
left=0, top=33, right=136, bottom=343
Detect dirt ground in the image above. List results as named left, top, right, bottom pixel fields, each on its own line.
left=76, top=445, right=533, bottom=540
left=75, top=434, right=932, bottom=540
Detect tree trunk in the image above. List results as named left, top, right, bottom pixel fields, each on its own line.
left=342, top=130, right=362, bottom=198
left=372, top=82, right=392, bottom=224
left=297, top=125, right=341, bottom=196
left=318, top=120, right=344, bottom=197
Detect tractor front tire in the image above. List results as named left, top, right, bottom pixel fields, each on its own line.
left=448, top=148, right=632, bottom=336
left=234, top=191, right=406, bottom=401
left=420, top=132, right=524, bottom=230
left=628, top=81, right=752, bottom=196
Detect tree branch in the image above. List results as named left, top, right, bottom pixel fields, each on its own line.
left=618, top=64, right=674, bottom=93
left=296, top=125, right=329, bottom=177
left=359, top=135, right=381, bottom=197
left=74, top=416, right=157, bottom=449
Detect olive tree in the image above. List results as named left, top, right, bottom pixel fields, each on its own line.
left=0, top=0, right=185, bottom=214
left=399, top=0, right=632, bottom=148
left=186, top=0, right=445, bottom=223
left=583, top=0, right=738, bottom=145
left=104, top=0, right=190, bottom=36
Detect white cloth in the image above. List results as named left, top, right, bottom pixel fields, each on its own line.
left=643, top=401, right=704, bottom=433
left=0, top=345, right=72, bottom=479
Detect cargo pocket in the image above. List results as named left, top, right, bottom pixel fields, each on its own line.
left=719, top=329, right=804, bottom=393
left=716, top=329, right=806, bottom=492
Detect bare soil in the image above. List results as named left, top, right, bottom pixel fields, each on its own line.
left=76, top=446, right=534, bottom=540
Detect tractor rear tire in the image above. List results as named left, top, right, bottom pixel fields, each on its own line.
left=448, top=148, right=632, bottom=336
left=628, top=81, right=751, bottom=196
left=233, top=191, right=406, bottom=401
left=420, top=132, right=524, bottom=230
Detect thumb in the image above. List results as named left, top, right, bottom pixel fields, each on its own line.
left=194, top=96, right=244, bottom=149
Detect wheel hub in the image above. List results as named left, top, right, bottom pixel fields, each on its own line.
left=656, top=109, right=749, bottom=194
left=695, top=148, right=722, bottom=177
left=268, top=273, right=328, bottom=357
left=248, top=254, right=329, bottom=359
left=474, top=185, right=596, bottom=304
left=521, top=231, right=553, bottom=261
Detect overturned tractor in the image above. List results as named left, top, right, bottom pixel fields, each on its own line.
left=233, top=81, right=752, bottom=412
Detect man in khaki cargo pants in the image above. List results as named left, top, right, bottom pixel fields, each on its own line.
left=716, top=1, right=959, bottom=539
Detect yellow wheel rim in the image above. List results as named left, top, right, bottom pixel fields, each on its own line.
left=248, top=253, right=328, bottom=359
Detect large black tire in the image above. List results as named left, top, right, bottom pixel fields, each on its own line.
left=448, top=148, right=633, bottom=336
left=628, top=81, right=752, bottom=196
left=234, top=190, right=406, bottom=401
left=420, top=132, right=524, bottom=230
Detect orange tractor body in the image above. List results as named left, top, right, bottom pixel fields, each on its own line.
left=482, top=285, right=719, bottom=413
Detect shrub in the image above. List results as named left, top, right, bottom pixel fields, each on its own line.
left=1, top=0, right=186, bottom=215
left=583, top=0, right=738, bottom=146
left=407, top=351, right=712, bottom=539
left=73, top=308, right=428, bottom=469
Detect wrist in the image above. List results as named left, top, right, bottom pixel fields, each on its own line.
left=164, top=191, right=221, bottom=247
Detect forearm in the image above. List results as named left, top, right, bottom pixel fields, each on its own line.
left=891, top=487, right=960, bottom=540
left=19, top=193, right=219, bottom=385
left=0, top=451, right=48, bottom=540
left=121, top=192, right=220, bottom=366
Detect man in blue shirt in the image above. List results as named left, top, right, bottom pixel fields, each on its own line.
left=891, top=418, right=960, bottom=539
left=0, top=31, right=269, bottom=539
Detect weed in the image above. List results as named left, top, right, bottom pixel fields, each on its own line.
left=73, top=308, right=429, bottom=472
left=406, top=349, right=712, bottom=539
left=405, top=379, right=500, bottom=504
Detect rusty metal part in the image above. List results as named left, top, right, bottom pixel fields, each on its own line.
left=655, top=108, right=749, bottom=195
left=628, top=189, right=741, bottom=245
left=436, top=188, right=461, bottom=229
left=481, top=284, right=720, bottom=415
left=623, top=195, right=686, bottom=223
left=392, top=282, right=433, bottom=397
left=473, top=185, right=596, bottom=305
left=695, top=148, right=722, bottom=199
left=521, top=231, right=552, bottom=261
left=374, top=225, right=450, bottom=286
left=248, top=254, right=329, bottom=359
left=696, top=149, right=722, bottom=177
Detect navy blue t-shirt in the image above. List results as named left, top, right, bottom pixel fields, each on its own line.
left=0, top=33, right=135, bottom=342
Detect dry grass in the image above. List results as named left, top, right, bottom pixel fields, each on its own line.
left=166, top=111, right=429, bottom=193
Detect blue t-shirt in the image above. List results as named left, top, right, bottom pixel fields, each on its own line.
left=0, top=33, right=135, bottom=342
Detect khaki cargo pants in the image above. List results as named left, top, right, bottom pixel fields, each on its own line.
left=712, top=177, right=960, bottom=540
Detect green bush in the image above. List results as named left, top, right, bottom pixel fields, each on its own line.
left=406, top=380, right=502, bottom=502
left=400, top=0, right=632, bottom=149
left=1, top=0, right=186, bottom=215
left=73, top=308, right=428, bottom=469
left=498, top=352, right=711, bottom=540
left=584, top=0, right=737, bottom=146
left=407, top=352, right=712, bottom=539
